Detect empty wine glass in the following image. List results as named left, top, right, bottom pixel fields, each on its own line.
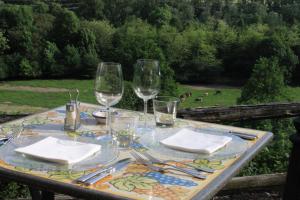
left=95, top=62, right=124, bottom=137
left=132, top=59, right=160, bottom=127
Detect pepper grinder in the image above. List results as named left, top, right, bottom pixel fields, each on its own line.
left=64, top=89, right=80, bottom=131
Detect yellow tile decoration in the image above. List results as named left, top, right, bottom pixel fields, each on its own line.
left=0, top=103, right=270, bottom=200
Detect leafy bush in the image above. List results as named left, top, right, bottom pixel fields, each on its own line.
left=117, top=81, right=143, bottom=110
left=0, top=181, right=29, bottom=199
left=238, top=57, right=287, bottom=104
left=19, top=58, right=40, bottom=78
left=239, top=118, right=293, bottom=175
left=0, top=57, right=8, bottom=79
left=238, top=56, right=293, bottom=175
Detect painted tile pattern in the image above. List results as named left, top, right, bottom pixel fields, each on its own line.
left=0, top=103, right=268, bottom=200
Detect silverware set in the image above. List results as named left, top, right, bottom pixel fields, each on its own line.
left=228, top=131, right=258, bottom=140
left=131, top=151, right=207, bottom=179
left=76, top=149, right=216, bottom=185
left=0, top=134, right=14, bottom=145
left=76, top=158, right=131, bottom=185
left=140, top=150, right=215, bottom=174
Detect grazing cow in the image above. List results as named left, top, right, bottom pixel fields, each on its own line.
left=215, top=90, right=222, bottom=95
left=179, top=94, right=186, bottom=102
left=204, top=92, right=209, bottom=96
left=195, top=97, right=203, bottom=102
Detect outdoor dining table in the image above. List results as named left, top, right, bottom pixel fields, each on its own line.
left=0, top=102, right=273, bottom=200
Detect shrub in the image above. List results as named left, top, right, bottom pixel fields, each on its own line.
left=0, top=56, right=8, bottom=80
left=19, top=59, right=40, bottom=78
left=63, top=45, right=81, bottom=76
left=81, top=51, right=99, bottom=78
left=117, top=81, right=143, bottom=110
left=238, top=57, right=287, bottom=104
left=238, top=56, right=292, bottom=175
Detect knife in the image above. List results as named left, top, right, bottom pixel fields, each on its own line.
left=229, top=131, right=258, bottom=140
left=76, top=158, right=131, bottom=183
left=84, top=159, right=131, bottom=185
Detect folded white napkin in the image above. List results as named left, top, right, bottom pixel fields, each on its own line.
left=160, top=128, right=232, bottom=154
left=15, top=137, right=101, bottom=164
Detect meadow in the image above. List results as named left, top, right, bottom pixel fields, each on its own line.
left=0, top=79, right=300, bottom=114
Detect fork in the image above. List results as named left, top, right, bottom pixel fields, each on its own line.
left=0, top=134, right=15, bottom=145
left=139, top=150, right=215, bottom=173
left=130, top=151, right=207, bottom=179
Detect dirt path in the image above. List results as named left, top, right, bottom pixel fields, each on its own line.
left=0, top=84, right=68, bottom=93
left=184, top=84, right=240, bottom=90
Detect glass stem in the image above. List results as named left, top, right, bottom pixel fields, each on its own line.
left=144, top=99, right=148, bottom=127
left=106, top=106, right=111, bottom=136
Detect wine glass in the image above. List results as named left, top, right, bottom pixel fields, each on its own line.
left=132, top=59, right=160, bottom=127
left=95, top=62, right=124, bottom=137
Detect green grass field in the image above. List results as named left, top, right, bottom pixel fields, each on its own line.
left=0, top=79, right=300, bottom=113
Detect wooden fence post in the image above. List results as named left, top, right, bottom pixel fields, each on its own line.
left=283, top=117, right=300, bottom=200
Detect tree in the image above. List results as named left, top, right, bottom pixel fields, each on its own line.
left=168, top=24, right=221, bottom=83
left=113, top=19, right=177, bottom=95
left=77, top=0, right=104, bottom=20
left=148, top=5, right=172, bottom=27
left=19, top=58, right=40, bottom=78
left=238, top=56, right=292, bottom=176
left=42, top=41, right=62, bottom=77
left=238, top=57, right=286, bottom=104
left=222, top=24, right=268, bottom=80
left=63, top=45, right=81, bottom=76
left=0, top=32, right=8, bottom=55
left=102, top=0, right=137, bottom=26
left=0, top=5, right=33, bottom=29
left=256, top=29, right=299, bottom=82
left=52, top=8, right=80, bottom=47
left=81, top=20, right=115, bottom=60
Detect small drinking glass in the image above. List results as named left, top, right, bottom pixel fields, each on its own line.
left=112, top=117, right=138, bottom=148
left=153, top=96, right=180, bottom=127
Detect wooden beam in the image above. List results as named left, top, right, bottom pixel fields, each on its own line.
left=177, top=102, right=300, bottom=122
left=223, top=173, right=286, bottom=191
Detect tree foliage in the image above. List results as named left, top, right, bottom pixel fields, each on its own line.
left=238, top=57, right=287, bottom=104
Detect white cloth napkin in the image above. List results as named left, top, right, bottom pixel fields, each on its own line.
left=160, top=128, right=232, bottom=154
left=15, top=137, right=101, bottom=164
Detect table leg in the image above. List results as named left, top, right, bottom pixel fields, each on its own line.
left=29, top=187, right=42, bottom=200
left=284, top=117, right=300, bottom=200
left=41, top=190, right=55, bottom=200
left=29, top=187, right=54, bottom=200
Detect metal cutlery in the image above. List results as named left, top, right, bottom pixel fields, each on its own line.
left=83, top=159, right=131, bottom=185
left=228, top=131, right=258, bottom=140
left=76, top=158, right=131, bottom=184
left=131, top=151, right=207, bottom=179
left=0, top=134, right=14, bottom=145
left=197, top=127, right=258, bottom=140
left=139, top=150, right=215, bottom=174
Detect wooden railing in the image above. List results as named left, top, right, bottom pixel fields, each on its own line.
left=177, top=102, right=300, bottom=122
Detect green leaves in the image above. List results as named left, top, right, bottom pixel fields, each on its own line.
left=192, top=159, right=225, bottom=170
left=110, top=175, right=157, bottom=192
left=238, top=57, right=287, bottom=104
left=48, top=170, right=84, bottom=181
